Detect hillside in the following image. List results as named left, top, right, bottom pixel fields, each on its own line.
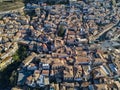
left=0, top=0, right=24, bottom=11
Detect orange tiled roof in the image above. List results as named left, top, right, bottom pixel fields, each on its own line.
left=42, top=70, right=49, bottom=75
left=76, top=56, right=89, bottom=63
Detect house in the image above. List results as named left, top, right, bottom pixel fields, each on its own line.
left=63, top=66, right=74, bottom=81
left=42, top=70, right=50, bottom=76
left=42, top=63, right=50, bottom=70
left=26, top=75, right=36, bottom=87
left=66, top=37, right=75, bottom=46
left=108, top=64, right=118, bottom=74
left=27, top=63, right=37, bottom=71
left=0, top=56, right=12, bottom=70
left=94, top=84, right=108, bottom=90
left=52, top=62, right=64, bottom=70
left=34, top=70, right=40, bottom=80
left=88, top=85, right=95, bottom=90
left=62, top=82, right=75, bottom=90
left=75, top=56, right=89, bottom=65
left=115, top=81, right=120, bottom=89
left=37, top=70, right=50, bottom=87
left=42, top=43, right=48, bottom=52
left=22, top=52, right=37, bottom=66
left=17, top=72, right=26, bottom=86
left=100, top=65, right=111, bottom=76
left=74, top=65, right=83, bottom=79
left=67, top=30, right=76, bottom=38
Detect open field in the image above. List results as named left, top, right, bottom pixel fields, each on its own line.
left=0, top=0, right=24, bottom=11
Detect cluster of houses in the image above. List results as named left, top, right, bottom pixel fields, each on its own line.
left=0, top=13, right=22, bottom=69
left=15, top=0, right=120, bottom=90
left=0, top=0, right=119, bottom=90
left=17, top=43, right=120, bottom=90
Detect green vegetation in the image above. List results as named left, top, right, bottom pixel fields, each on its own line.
left=0, top=0, right=24, bottom=11
left=13, top=45, right=28, bottom=61
left=57, top=25, right=65, bottom=37
left=0, top=45, right=28, bottom=89
left=112, top=0, right=116, bottom=6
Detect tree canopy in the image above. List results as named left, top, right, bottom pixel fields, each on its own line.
left=57, top=25, right=65, bottom=37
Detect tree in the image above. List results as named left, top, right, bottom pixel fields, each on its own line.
left=9, top=70, right=17, bottom=86
left=13, top=52, right=20, bottom=61
left=57, top=25, right=65, bottom=37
